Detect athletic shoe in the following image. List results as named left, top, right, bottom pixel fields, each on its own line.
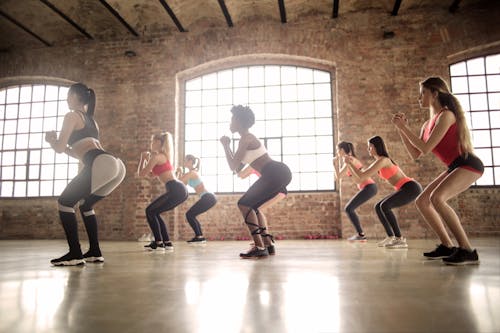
left=83, top=249, right=104, bottom=263
left=164, top=241, right=174, bottom=252
left=187, top=237, right=207, bottom=244
left=386, top=237, right=408, bottom=249
left=443, top=248, right=479, bottom=265
left=377, top=236, right=395, bottom=247
left=267, top=245, right=276, bottom=255
left=51, top=252, right=85, bottom=266
left=240, top=246, right=269, bottom=259
left=144, top=241, right=165, bottom=252
left=347, top=234, right=368, bottom=242
left=423, top=244, right=456, bottom=260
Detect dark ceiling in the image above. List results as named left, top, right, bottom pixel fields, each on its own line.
left=0, top=0, right=487, bottom=50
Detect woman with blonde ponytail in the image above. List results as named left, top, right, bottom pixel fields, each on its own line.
left=392, top=77, right=483, bottom=265
left=137, top=132, right=188, bottom=252
left=177, top=154, right=217, bottom=243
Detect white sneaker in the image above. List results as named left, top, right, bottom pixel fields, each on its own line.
left=378, top=236, right=395, bottom=247
left=386, top=237, right=408, bottom=249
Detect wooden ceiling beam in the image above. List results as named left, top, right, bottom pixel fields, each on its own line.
left=158, top=0, right=186, bottom=32
left=0, top=9, right=52, bottom=46
left=332, top=0, right=339, bottom=18
left=217, top=0, right=233, bottom=27
left=391, top=0, right=402, bottom=16
left=39, top=0, right=93, bottom=39
left=98, top=0, right=139, bottom=36
left=278, top=0, right=286, bottom=23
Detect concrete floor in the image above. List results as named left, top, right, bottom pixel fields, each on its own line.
left=0, top=238, right=498, bottom=333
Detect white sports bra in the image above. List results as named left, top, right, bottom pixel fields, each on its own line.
left=242, top=140, right=267, bottom=164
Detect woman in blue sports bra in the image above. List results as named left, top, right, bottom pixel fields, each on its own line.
left=177, top=155, right=217, bottom=243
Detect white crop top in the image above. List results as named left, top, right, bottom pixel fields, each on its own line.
left=241, top=140, right=267, bottom=164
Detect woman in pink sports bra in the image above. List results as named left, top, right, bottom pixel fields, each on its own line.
left=333, top=141, right=377, bottom=242
left=137, top=132, right=188, bottom=252
left=392, top=77, right=483, bottom=265
left=345, top=136, right=422, bottom=249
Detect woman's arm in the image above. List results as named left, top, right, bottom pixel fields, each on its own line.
left=393, top=111, right=455, bottom=156
left=178, top=170, right=193, bottom=185
left=220, top=136, right=245, bottom=172
left=137, top=152, right=150, bottom=176
left=138, top=153, right=160, bottom=177
left=346, top=156, right=385, bottom=182
left=332, top=156, right=348, bottom=180
left=45, top=112, right=77, bottom=153
left=237, top=165, right=254, bottom=179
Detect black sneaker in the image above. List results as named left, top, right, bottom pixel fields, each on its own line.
left=83, top=249, right=104, bottom=263
left=240, top=246, right=269, bottom=259
left=187, top=237, right=207, bottom=244
left=144, top=241, right=165, bottom=252
left=423, top=244, right=456, bottom=260
left=164, top=241, right=174, bottom=252
left=51, top=252, right=85, bottom=266
left=267, top=245, right=276, bottom=255
left=443, top=248, right=479, bottom=266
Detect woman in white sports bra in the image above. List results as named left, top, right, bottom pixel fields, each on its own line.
left=45, top=83, right=126, bottom=266
left=220, top=105, right=292, bottom=258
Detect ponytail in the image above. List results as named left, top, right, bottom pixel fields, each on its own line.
left=185, top=154, right=201, bottom=171
left=69, top=83, right=96, bottom=118
left=87, top=88, right=96, bottom=118
left=337, top=141, right=356, bottom=157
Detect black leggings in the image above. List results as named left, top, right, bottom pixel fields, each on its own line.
left=238, top=161, right=292, bottom=210
left=146, top=180, right=188, bottom=242
left=345, top=183, right=378, bottom=235
left=375, top=180, right=422, bottom=238
left=186, top=193, right=217, bottom=236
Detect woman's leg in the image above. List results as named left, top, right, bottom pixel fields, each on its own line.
left=375, top=198, right=395, bottom=237
left=345, top=184, right=377, bottom=235
left=186, top=193, right=217, bottom=237
left=415, top=171, right=454, bottom=248
left=429, top=168, right=482, bottom=250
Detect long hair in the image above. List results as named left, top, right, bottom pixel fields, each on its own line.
left=152, top=132, right=174, bottom=162
left=69, top=83, right=96, bottom=118
left=185, top=154, right=200, bottom=171
left=420, top=76, right=473, bottom=155
left=368, top=136, right=395, bottom=164
left=337, top=141, right=356, bottom=157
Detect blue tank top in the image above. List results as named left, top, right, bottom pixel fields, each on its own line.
left=187, top=177, right=203, bottom=188
left=68, top=111, right=99, bottom=146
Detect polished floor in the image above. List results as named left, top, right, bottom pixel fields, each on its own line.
left=0, top=238, right=499, bottom=333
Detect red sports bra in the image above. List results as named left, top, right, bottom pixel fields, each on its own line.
left=422, top=110, right=460, bottom=166
left=378, top=164, right=399, bottom=180
left=347, top=162, right=375, bottom=190
left=152, top=160, right=173, bottom=176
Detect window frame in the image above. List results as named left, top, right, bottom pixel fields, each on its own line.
left=181, top=63, right=337, bottom=194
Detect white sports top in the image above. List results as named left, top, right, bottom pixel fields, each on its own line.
left=241, top=140, right=267, bottom=164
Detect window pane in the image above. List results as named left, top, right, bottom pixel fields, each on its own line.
left=44, top=101, right=58, bottom=117
left=300, top=172, right=317, bottom=190
left=317, top=172, right=334, bottom=190
left=14, top=181, right=26, bottom=197
left=488, top=93, right=500, bottom=111
left=40, top=180, right=53, bottom=196
left=468, top=76, right=486, bottom=93
left=186, top=77, right=201, bottom=91
left=186, top=124, right=202, bottom=140
left=31, top=102, right=44, bottom=117
left=55, top=152, right=69, bottom=163
left=297, top=67, right=313, bottom=84
left=185, top=107, right=202, bottom=124
left=29, top=164, right=40, bottom=179
left=186, top=91, right=201, bottom=107
left=29, top=133, right=43, bottom=148
left=17, top=119, right=30, bottom=133
left=217, top=89, right=232, bottom=106
left=6, top=87, right=19, bottom=103
left=233, top=88, right=248, bottom=104
left=486, top=75, right=500, bottom=91
left=201, top=140, right=218, bottom=157
left=59, top=86, right=69, bottom=100
left=202, top=89, right=217, bottom=106
left=233, top=67, right=248, bottom=87
left=455, top=94, right=470, bottom=111
left=202, top=73, right=217, bottom=89
left=494, top=148, right=500, bottom=166
left=201, top=106, right=217, bottom=124
left=470, top=111, right=490, bottom=129
left=2, top=166, right=14, bottom=179
left=15, top=166, right=26, bottom=180
left=54, top=164, right=68, bottom=179
left=217, top=70, right=232, bottom=89
left=316, top=136, right=334, bottom=154
left=264, top=103, right=280, bottom=120
left=317, top=154, right=334, bottom=172
left=19, top=86, right=32, bottom=103
left=19, top=103, right=31, bottom=118
left=467, top=58, right=485, bottom=75
left=3, top=135, right=16, bottom=149
left=15, top=150, right=27, bottom=164
left=450, top=62, right=467, bottom=76
left=282, top=119, right=299, bottom=136
left=475, top=148, right=492, bottom=166
left=282, top=137, right=299, bottom=155
left=5, top=105, right=18, bottom=119
left=68, top=163, right=79, bottom=177
left=315, top=100, right=332, bottom=118
left=486, top=54, right=500, bottom=74
left=297, top=84, right=313, bottom=101
left=315, top=83, right=331, bottom=100
left=27, top=181, right=39, bottom=196
left=470, top=94, right=488, bottom=111
left=265, top=66, right=280, bottom=86
left=476, top=167, right=493, bottom=186
left=281, top=66, right=296, bottom=85
left=58, top=101, right=69, bottom=115
left=249, top=66, right=264, bottom=87
left=249, top=87, right=265, bottom=103
left=451, top=77, right=468, bottom=94
left=4, top=120, right=17, bottom=134
left=298, top=118, right=315, bottom=135
left=471, top=130, right=491, bottom=147
left=41, top=164, right=54, bottom=179
left=1, top=181, right=13, bottom=196
left=3, top=151, right=15, bottom=164
left=32, top=85, right=45, bottom=102
left=492, top=129, right=500, bottom=146
left=299, top=136, right=316, bottom=154
left=282, top=102, right=298, bottom=118
left=45, top=85, right=59, bottom=101
left=316, top=118, right=333, bottom=135
left=43, top=117, right=57, bottom=131
left=266, top=120, right=281, bottom=137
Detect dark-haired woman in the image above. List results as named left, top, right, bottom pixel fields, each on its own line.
left=177, top=154, right=217, bottom=244
left=220, top=105, right=292, bottom=258
left=345, top=136, right=422, bottom=249
left=45, top=83, right=126, bottom=266
left=137, top=132, right=188, bottom=252
left=333, top=141, right=377, bottom=241
left=392, top=77, right=483, bottom=265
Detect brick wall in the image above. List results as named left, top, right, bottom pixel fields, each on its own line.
left=1, top=3, right=499, bottom=240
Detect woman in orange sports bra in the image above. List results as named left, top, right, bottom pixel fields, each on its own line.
left=137, top=132, right=188, bottom=252
left=345, top=136, right=422, bottom=249
left=392, top=77, right=483, bottom=265
left=333, top=141, right=377, bottom=242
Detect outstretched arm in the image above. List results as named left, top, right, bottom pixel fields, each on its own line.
left=345, top=156, right=384, bottom=182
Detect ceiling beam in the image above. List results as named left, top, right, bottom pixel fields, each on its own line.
left=39, top=0, right=93, bottom=39
left=0, top=9, right=52, bottom=46
left=158, top=0, right=186, bottom=32
left=217, top=0, right=233, bottom=27
left=391, top=0, right=402, bottom=16
left=449, top=0, right=461, bottom=13
left=98, top=0, right=139, bottom=36
left=278, top=0, right=286, bottom=23
left=332, top=0, right=339, bottom=18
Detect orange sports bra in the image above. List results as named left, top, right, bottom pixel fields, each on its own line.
left=152, top=160, right=173, bottom=176
left=347, top=162, right=376, bottom=190
left=378, top=164, right=399, bottom=180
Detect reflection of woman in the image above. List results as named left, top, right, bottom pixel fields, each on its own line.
left=393, top=77, right=483, bottom=265
left=45, top=83, right=126, bottom=266
left=333, top=141, right=377, bottom=242
left=220, top=105, right=292, bottom=258
left=137, top=132, right=188, bottom=252
left=346, top=136, right=422, bottom=249
left=237, top=165, right=287, bottom=255
left=177, top=154, right=217, bottom=243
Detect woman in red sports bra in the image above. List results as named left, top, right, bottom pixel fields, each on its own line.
left=333, top=141, right=377, bottom=242
left=392, top=77, right=483, bottom=265
left=137, top=132, right=188, bottom=252
left=345, top=136, right=422, bottom=249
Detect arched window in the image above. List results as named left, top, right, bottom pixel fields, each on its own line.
left=450, top=53, right=500, bottom=186
left=0, top=84, right=79, bottom=197
left=184, top=65, right=334, bottom=193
